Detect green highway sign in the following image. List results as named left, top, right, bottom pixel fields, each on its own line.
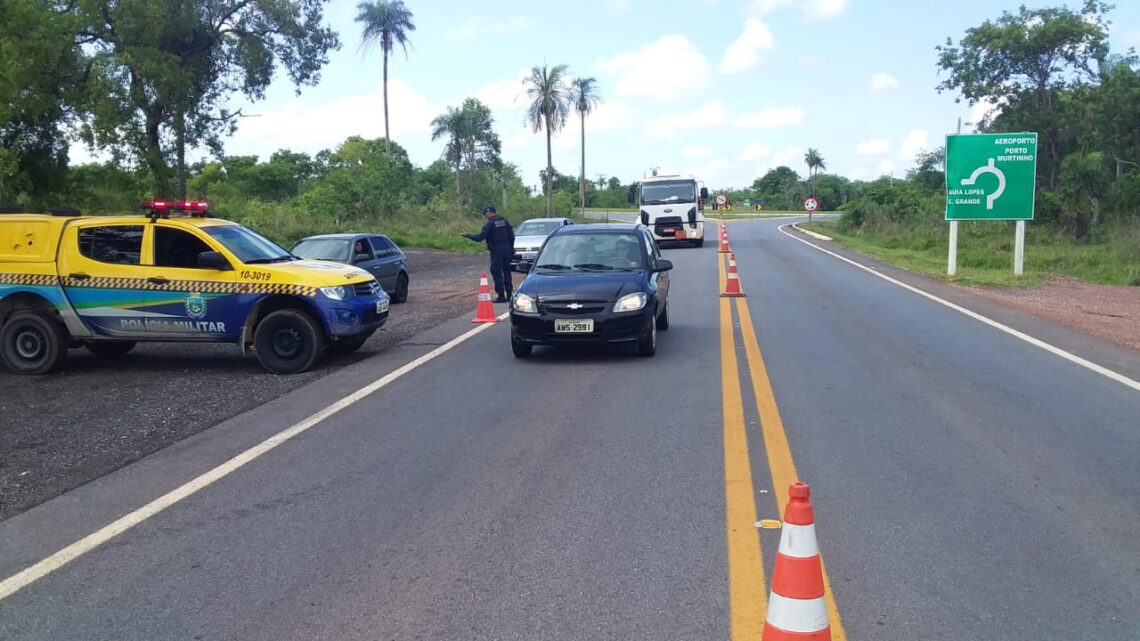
left=945, top=133, right=1038, bottom=221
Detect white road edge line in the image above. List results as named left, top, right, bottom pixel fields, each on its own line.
left=792, top=223, right=832, bottom=241
left=778, top=224, right=1140, bottom=394
left=0, top=310, right=512, bottom=602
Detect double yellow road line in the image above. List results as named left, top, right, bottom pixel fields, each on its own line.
left=718, top=255, right=847, bottom=640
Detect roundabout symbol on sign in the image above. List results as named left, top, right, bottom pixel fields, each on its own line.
left=803, top=197, right=819, bottom=212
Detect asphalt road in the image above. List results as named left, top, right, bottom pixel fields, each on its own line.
left=2, top=218, right=1138, bottom=640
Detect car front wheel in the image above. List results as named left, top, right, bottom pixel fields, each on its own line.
left=254, top=309, right=325, bottom=374
left=511, top=331, right=532, bottom=358
left=637, top=317, right=657, bottom=357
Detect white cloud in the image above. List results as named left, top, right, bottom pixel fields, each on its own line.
left=583, top=100, right=638, bottom=132
left=682, top=145, right=714, bottom=159
left=720, top=18, right=775, bottom=74
left=597, top=35, right=712, bottom=102
left=607, top=0, right=632, bottom=13
left=746, top=0, right=848, bottom=21
left=877, top=159, right=896, bottom=175
left=968, top=97, right=1001, bottom=128
left=870, top=72, right=901, bottom=92
left=848, top=168, right=870, bottom=180
left=855, top=138, right=891, bottom=156
left=462, top=69, right=530, bottom=110
left=897, top=128, right=931, bottom=161
left=229, top=77, right=436, bottom=154
left=446, top=16, right=535, bottom=41
left=737, top=143, right=773, bottom=162
left=643, top=101, right=728, bottom=139
left=731, top=106, right=805, bottom=129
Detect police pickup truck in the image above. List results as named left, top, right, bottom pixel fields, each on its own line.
left=0, top=201, right=389, bottom=375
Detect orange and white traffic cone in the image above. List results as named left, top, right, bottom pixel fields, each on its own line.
left=719, top=230, right=731, bottom=253
left=762, top=482, right=831, bottom=641
left=471, top=272, right=499, bottom=323
left=721, top=253, right=744, bottom=297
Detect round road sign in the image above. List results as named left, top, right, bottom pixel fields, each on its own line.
left=715, top=193, right=728, bottom=206
left=803, top=197, right=820, bottom=212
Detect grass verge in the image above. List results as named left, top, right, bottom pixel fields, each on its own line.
left=799, top=220, right=1140, bottom=288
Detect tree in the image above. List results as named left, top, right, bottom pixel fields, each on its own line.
left=1056, top=151, right=1111, bottom=238
left=523, top=64, right=572, bottom=215
left=571, top=77, right=601, bottom=209
left=804, top=148, right=826, bottom=196
left=72, top=0, right=339, bottom=197
left=0, top=2, right=83, bottom=205
left=355, top=0, right=415, bottom=155
left=935, top=1, right=1112, bottom=188
left=430, top=98, right=502, bottom=204
left=907, top=147, right=947, bottom=193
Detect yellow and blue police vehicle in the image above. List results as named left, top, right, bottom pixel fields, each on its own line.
left=0, top=200, right=389, bottom=375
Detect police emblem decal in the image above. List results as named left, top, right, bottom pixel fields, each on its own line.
left=185, top=292, right=207, bottom=319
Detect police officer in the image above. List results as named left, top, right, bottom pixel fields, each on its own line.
left=461, top=205, right=515, bottom=302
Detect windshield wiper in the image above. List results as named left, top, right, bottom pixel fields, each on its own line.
left=573, top=263, right=615, bottom=271
left=536, top=263, right=572, bottom=270
left=244, top=256, right=294, bottom=264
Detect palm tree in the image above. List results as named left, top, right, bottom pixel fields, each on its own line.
left=355, top=0, right=416, bottom=155
left=430, top=106, right=464, bottom=198
left=804, top=148, right=826, bottom=196
left=571, top=77, right=602, bottom=210
left=523, top=64, right=572, bottom=215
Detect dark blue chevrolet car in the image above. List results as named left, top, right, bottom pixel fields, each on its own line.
left=509, top=224, right=672, bottom=358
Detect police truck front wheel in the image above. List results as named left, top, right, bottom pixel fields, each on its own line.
left=1, top=311, right=68, bottom=375
left=254, top=309, right=324, bottom=374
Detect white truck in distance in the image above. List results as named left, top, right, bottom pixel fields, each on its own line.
left=628, top=174, right=709, bottom=247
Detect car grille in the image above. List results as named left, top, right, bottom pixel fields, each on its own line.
left=353, top=279, right=382, bottom=297
left=540, top=301, right=608, bottom=315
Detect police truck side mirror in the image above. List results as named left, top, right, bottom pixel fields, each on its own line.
left=627, top=185, right=637, bottom=204
left=700, top=187, right=709, bottom=200
left=198, top=251, right=231, bottom=270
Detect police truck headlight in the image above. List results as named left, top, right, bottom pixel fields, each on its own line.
left=513, top=293, right=537, bottom=313
left=613, top=292, right=647, bottom=313
left=319, top=285, right=353, bottom=301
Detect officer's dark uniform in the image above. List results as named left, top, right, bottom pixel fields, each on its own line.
left=464, top=206, right=515, bottom=301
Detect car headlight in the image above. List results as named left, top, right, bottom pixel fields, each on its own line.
left=319, top=285, right=353, bottom=301
left=613, top=292, right=647, bottom=312
left=513, top=293, right=537, bottom=313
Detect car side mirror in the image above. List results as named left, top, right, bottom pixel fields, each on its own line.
left=198, top=251, right=231, bottom=270
left=654, top=259, right=673, bottom=272
left=627, top=185, right=637, bottom=204
left=519, top=261, right=533, bottom=273
left=700, top=187, right=709, bottom=199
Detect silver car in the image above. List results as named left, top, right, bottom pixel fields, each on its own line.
left=511, top=217, right=573, bottom=271
left=291, top=233, right=410, bottom=303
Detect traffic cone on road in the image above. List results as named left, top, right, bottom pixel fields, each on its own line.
left=719, top=229, right=731, bottom=253
left=471, top=272, right=499, bottom=323
left=721, top=254, right=744, bottom=297
left=762, top=482, right=831, bottom=641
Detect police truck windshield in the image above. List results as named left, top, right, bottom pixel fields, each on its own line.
left=641, top=180, right=696, bottom=205
left=202, top=225, right=295, bottom=264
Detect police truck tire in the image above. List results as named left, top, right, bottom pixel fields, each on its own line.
left=1, top=310, right=68, bottom=375
left=254, top=309, right=324, bottom=374
left=84, top=341, right=136, bottom=358
left=511, top=332, right=532, bottom=358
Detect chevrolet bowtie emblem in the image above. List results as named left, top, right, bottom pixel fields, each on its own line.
left=567, top=303, right=583, bottom=310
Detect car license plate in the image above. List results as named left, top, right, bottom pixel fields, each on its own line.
left=555, top=318, right=593, bottom=333
left=662, top=228, right=675, bottom=234
left=376, top=299, right=389, bottom=314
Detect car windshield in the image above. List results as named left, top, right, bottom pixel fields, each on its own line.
left=201, top=225, right=296, bottom=264
left=291, top=238, right=351, bottom=262
left=517, top=221, right=562, bottom=236
left=535, top=232, right=645, bottom=271
left=641, top=180, right=696, bottom=205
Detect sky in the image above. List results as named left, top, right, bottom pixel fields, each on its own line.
left=72, top=0, right=1140, bottom=192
